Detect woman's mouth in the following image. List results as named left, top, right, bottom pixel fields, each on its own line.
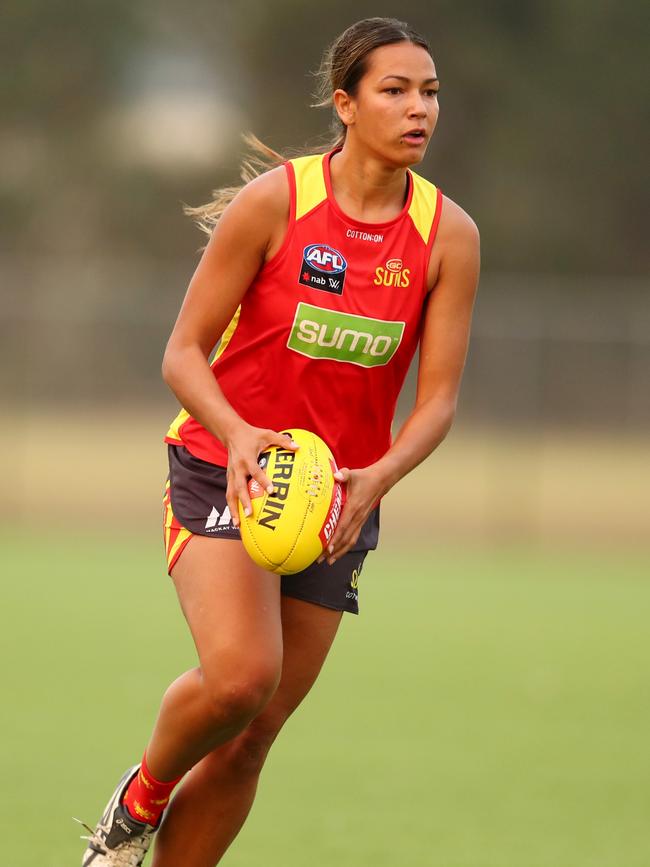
left=402, top=129, right=427, bottom=146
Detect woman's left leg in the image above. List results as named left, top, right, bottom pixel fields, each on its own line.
left=150, top=595, right=343, bottom=867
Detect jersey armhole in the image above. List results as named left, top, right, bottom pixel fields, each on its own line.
left=261, top=161, right=297, bottom=274
left=427, top=189, right=444, bottom=255
left=424, top=190, right=444, bottom=292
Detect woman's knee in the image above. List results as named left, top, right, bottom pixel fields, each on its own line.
left=201, top=658, right=282, bottom=730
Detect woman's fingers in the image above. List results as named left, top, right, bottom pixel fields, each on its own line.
left=326, top=523, right=361, bottom=564
left=322, top=506, right=362, bottom=563
left=225, top=480, right=240, bottom=528
left=236, top=478, right=253, bottom=519
left=226, top=425, right=303, bottom=526
left=267, top=430, right=300, bottom=451
left=249, top=463, right=274, bottom=494
left=316, top=467, right=354, bottom=563
left=329, top=467, right=352, bottom=550
left=328, top=509, right=359, bottom=557
left=226, top=460, right=255, bottom=525
left=321, top=467, right=378, bottom=564
left=250, top=432, right=299, bottom=491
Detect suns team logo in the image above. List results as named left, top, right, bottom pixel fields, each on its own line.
left=374, top=257, right=411, bottom=288
left=299, top=243, right=347, bottom=295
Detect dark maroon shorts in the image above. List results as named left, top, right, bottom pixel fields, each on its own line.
left=165, top=445, right=379, bottom=615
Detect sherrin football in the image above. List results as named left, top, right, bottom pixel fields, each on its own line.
left=238, top=428, right=345, bottom=575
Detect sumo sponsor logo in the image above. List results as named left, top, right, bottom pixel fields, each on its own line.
left=258, top=439, right=296, bottom=531
left=299, top=243, right=347, bottom=295
left=374, top=257, right=410, bottom=288
left=287, top=302, right=405, bottom=368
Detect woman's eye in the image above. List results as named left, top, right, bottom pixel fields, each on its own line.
left=385, top=87, right=402, bottom=95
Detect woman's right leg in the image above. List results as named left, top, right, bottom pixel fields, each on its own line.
left=150, top=595, right=343, bottom=867
left=145, top=535, right=284, bottom=781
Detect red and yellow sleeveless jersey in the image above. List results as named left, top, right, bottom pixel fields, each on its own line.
left=165, top=149, right=443, bottom=470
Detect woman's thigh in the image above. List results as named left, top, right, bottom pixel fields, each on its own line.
left=226, top=593, right=343, bottom=759
left=171, top=535, right=284, bottom=684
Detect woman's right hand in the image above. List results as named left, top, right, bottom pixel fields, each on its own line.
left=224, top=422, right=299, bottom=526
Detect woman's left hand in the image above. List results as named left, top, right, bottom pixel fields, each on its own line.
left=320, top=465, right=386, bottom=565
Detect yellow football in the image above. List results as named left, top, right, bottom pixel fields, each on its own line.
left=238, top=428, right=345, bottom=575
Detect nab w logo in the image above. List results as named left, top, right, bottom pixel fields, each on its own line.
left=205, top=505, right=233, bottom=530
left=299, top=243, right=347, bottom=295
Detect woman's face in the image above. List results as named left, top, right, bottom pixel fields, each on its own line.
left=337, top=41, right=439, bottom=167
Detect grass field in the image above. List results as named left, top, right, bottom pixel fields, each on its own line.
left=4, top=530, right=650, bottom=867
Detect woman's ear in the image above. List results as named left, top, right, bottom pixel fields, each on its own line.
left=333, top=89, right=356, bottom=128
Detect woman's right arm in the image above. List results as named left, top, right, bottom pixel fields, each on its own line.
left=162, top=166, right=297, bottom=525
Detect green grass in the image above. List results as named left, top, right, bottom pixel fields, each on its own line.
left=3, top=531, right=650, bottom=866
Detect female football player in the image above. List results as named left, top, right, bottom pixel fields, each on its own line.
left=81, top=16, right=480, bottom=867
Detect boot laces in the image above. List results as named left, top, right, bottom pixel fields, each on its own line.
left=74, top=816, right=151, bottom=866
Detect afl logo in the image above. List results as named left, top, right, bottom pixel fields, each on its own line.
left=304, top=244, right=347, bottom=273
left=299, top=243, right=348, bottom=295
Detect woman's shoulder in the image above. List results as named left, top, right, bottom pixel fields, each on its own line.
left=231, top=165, right=290, bottom=218
left=425, top=193, right=480, bottom=289
left=437, top=194, right=480, bottom=247
left=215, top=165, right=291, bottom=253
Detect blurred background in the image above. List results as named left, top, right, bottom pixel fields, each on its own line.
left=2, top=2, right=649, bottom=865
left=3, top=0, right=648, bottom=544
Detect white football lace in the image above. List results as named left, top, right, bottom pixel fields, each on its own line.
left=73, top=817, right=151, bottom=866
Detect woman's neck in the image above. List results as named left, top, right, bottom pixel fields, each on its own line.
left=329, top=140, right=409, bottom=223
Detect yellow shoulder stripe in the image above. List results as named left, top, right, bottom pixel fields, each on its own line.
left=164, top=306, right=241, bottom=443
left=291, top=154, right=327, bottom=221
left=408, top=171, right=440, bottom=245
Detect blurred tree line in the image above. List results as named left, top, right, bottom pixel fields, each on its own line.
left=2, top=0, right=648, bottom=275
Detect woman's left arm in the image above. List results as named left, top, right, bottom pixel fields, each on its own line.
left=325, top=199, right=480, bottom=563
